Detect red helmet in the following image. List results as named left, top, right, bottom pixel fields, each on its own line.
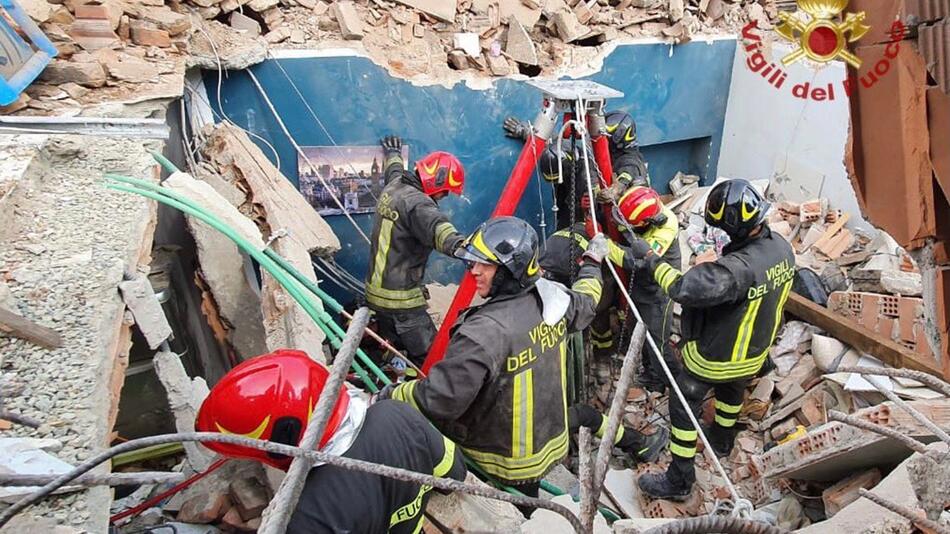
left=616, top=186, right=663, bottom=228
left=415, top=151, right=465, bottom=197
left=195, top=349, right=349, bottom=471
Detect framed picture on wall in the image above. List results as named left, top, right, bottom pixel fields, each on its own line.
left=298, top=145, right=410, bottom=216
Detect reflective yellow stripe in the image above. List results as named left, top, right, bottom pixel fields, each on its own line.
left=572, top=278, right=602, bottom=302
left=434, top=436, right=456, bottom=477
left=365, top=284, right=427, bottom=309
left=614, top=425, right=625, bottom=445
left=715, top=414, right=738, bottom=428
left=731, top=298, right=763, bottom=362
left=683, top=341, right=768, bottom=381
left=462, top=429, right=568, bottom=482
left=595, top=414, right=608, bottom=438
left=553, top=229, right=589, bottom=248
left=715, top=400, right=742, bottom=415
left=607, top=240, right=626, bottom=267
left=616, top=171, right=632, bottom=184
left=769, top=280, right=794, bottom=343
left=390, top=483, right=429, bottom=529
left=591, top=338, right=613, bottom=349
left=641, top=208, right=678, bottom=256
left=370, top=218, right=394, bottom=287
left=391, top=381, right=420, bottom=412
left=628, top=198, right=658, bottom=222
left=671, top=426, right=697, bottom=442
left=384, top=154, right=403, bottom=168
left=670, top=442, right=697, bottom=458
left=434, top=221, right=457, bottom=252
left=654, top=263, right=682, bottom=291
left=511, top=369, right=535, bottom=458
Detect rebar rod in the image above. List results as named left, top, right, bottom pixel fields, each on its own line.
left=861, top=374, right=950, bottom=447
left=828, top=410, right=929, bottom=454
left=0, top=432, right=583, bottom=532
left=0, top=410, right=40, bottom=428
left=640, top=516, right=789, bottom=534
left=858, top=489, right=950, bottom=534
left=0, top=472, right=185, bottom=487
left=258, top=307, right=371, bottom=534
left=579, top=426, right=595, bottom=533
left=837, top=366, right=950, bottom=398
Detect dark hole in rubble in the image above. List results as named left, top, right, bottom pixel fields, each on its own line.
left=574, top=34, right=607, bottom=47
left=517, top=63, right=542, bottom=77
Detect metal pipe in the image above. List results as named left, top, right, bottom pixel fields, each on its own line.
left=861, top=374, right=950, bottom=447
left=837, top=366, right=950, bottom=397
left=0, top=410, right=40, bottom=428
left=0, top=472, right=185, bottom=487
left=828, top=410, right=928, bottom=454
left=639, top=516, right=789, bottom=534
left=0, top=432, right=583, bottom=532
left=258, top=307, right=371, bottom=534
left=858, top=489, right=950, bottom=534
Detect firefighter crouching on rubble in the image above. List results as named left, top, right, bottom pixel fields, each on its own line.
left=621, top=179, right=795, bottom=500
left=381, top=216, right=606, bottom=501
left=195, top=349, right=467, bottom=534
left=602, top=186, right=683, bottom=394
left=364, top=136, right=466, bottom=367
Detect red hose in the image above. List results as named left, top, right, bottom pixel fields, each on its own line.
left=110, top=458, right=229, bottom=524
left=422, top=134, right=548, bottom=374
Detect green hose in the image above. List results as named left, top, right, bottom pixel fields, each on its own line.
left=104, top=173, right=390, bottom=386
left=105, top=177, right=383, bottom=392
left=150, top=150, right=179, bottom=175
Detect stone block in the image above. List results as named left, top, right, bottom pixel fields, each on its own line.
left=38, top=59, right=107, bottom=87
left=332, top=1, right=364, bottom=40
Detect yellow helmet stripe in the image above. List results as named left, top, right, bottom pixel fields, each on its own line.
left=448, top=169, right=462, bottom=187
left=624, top=128, right=635, bottom=143
left=708, top=201, right=725, bottom=221
left=422, top=159, right=440, bottom=176
left=741, top=202, right=759, bottom=222
left=215, top=415, right=271, bottom=440
left=471, top=231, right=499, bottom=262
left=606, top=123, right=619, bottom=133
left=628, top=198, right=658, bottom=222
left=526, top=252, right=540, bottom=276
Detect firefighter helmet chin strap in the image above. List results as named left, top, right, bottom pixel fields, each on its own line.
left=312, top=389, right=367, bottom=467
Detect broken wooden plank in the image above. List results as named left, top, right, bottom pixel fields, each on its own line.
left=785, top=292, right=942, bottom=376
left=0, top=306, right=63, bottom=349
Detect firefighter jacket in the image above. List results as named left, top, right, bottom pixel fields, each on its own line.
left=611, top=146, right=649, bottom=188
left=364, top=156, right=464, bottom=312
left=287, top=400, right=466, bottom=534
left=390, top=262, right=603, bottom=485
left=646, top=226, right=795, bottom=382
left=540, top=221, right=590, bottom=285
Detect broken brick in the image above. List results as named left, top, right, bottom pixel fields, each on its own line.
left=822, top=468, right=882, bottom=516
left=130, top=21, right=172, bottom=47
left=177, top=490, right=231, bottom=524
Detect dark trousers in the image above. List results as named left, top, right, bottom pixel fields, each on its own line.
left=568, top=404, right=644, bottom=453
left=667, top=370, right=746, bottom=486
left=374, top=308, right=437, bottom=367
left=623, top=285, right=681, bottom=387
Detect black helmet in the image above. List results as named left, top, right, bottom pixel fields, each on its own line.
left=704, top=179, right=770, bottom=241
left=455, top=216, right=540, bottom=295
left=538, top=143, right=579, bottom=182
left=605, top=111, right=637, bottom=151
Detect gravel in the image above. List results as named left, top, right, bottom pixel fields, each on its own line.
left=0, top=133, right=162, bottom=531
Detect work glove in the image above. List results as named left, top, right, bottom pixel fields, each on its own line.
left=596, top=180, right=626, bottom=205
left=502, top=116, right=532, bottom=141
left=625, top=235, right=654, bottom=259
left=583, top=233, right=609, bottom=264
left=374, top=382, right=397, bottom=403
left=380, top=135, right=403, bottom=158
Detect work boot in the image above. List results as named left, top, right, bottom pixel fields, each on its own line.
left=626, top=426, right=669, bottom=464
left=637, top=470, right=693, bottom=501
left=701, top=424, right=735, bottom=459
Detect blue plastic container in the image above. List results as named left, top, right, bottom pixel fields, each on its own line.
left=0, top=0, right=57, bottom=106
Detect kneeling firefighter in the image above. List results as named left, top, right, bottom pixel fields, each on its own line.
left=196, top=350, right=466, bottom=533
left=621, top=179, right=795, bottom=500
left=383, top=216, right=605, bottom=498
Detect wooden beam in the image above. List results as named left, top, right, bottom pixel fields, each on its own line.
left=0, top=306, right=62, bottom=349
left=785, top=292, right=942, bottom=376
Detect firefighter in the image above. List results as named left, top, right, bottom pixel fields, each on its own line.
left=605, top=186, right=683, bottom=393
left=568, top=404, right=668, bottom=463
left=536, top=141, right=598, bottom=230
left=364, top=136, right=466, bottom=367
left=382, top=216, right=606, bottom=498
left=502, top=110, right=649, bottom=202
left=621, top=179, right=795, bottom=500
left=196, top=350, right=467, bottom=534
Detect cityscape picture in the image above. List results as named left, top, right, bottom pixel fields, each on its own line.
left=298, top=145, right=409, bottom=216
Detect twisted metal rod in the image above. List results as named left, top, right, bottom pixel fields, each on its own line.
left=0, top=432, right=584, bottom=532
left=828, top=410, right=929, bottom=454
left=858, top=489, right=950, bottom=534
left=639, top=516, right=789, bottom=534
left=0, top=472, right=184, bottom=487
left=837, top=366, right=950, bottom=398
left=861, top=374, right=950, bottom=447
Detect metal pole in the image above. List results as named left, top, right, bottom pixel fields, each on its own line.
left=258, top=306, right=371, bottom=534
left=0, top=432, right=584, bottom=532
left=0, top=472, right=185, bottom=487
left=858, top=489, right=950, bottom=534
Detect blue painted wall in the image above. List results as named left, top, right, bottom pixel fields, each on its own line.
left=207, top=40, right=736, bottom=301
